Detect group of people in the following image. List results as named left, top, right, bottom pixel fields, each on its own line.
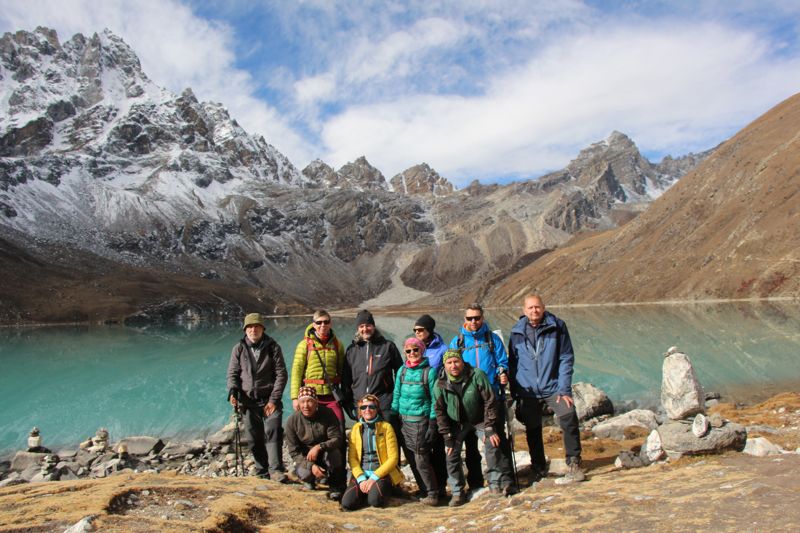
left=226, top=295, right=585, bottom=511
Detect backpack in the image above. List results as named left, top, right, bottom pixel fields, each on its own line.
left=399, top=365, right=431, bottom=402
left=456, top=330, right=495, bottom=353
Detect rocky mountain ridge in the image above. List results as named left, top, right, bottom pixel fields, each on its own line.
left=486, top=91, right=800, bottom=305
left=0, top=27, right=710, bottom=322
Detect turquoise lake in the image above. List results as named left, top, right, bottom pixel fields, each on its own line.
left=2, top=301, right=799, bottom=456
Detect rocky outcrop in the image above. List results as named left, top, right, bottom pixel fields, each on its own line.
left=390, top=163, right=455, bottom=196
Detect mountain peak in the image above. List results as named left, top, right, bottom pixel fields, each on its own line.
left=389, top=162, right=454, bottom=196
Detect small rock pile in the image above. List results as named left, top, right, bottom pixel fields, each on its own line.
left=0, top=416, right=292, bottom=488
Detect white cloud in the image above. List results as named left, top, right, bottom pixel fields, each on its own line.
left=321, top=21, right=800, bottom=184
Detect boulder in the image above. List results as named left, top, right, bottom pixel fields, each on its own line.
left=116, top=436, right=164, bottom=456
left=661, top=351, right=705, bottom=420
left=0, top=473, right=26, bottom=487
left=161, top=439, right=207, bottom=457
left=657, top=420, right=746, bottom=458
left=591, top=409, right=659, bottom=440
left=573, top=382, right=614, bottom=421
left=10, top=451, right=47, bottom=472
left=208, top=420, right=248, bottom=445
left=743, top=437, right=783, bottom=457
left=615, top=451, right=649, bottom=469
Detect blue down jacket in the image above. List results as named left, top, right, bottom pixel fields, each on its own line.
left=508, top=312, right=575, bottom=398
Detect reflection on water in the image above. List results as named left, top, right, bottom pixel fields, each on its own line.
left=1, top=301, right=798, bottom=455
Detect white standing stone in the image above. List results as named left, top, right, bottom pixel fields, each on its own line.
left=661, top=351, right=705, bottom=420
left=692, top=413, right=710, bottom=437
left=644, top=429, right=665, bottom=462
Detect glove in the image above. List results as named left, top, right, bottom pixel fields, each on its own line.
left=227, top=388, right=241, bottom=402
left=425, top=419, right=437, bottom=446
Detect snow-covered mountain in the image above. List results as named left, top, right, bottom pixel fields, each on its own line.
left=0, top=27, right=710, bottom=322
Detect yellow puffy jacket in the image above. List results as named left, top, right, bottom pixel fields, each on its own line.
left=348, top=420, right=404, bottom=485
left=291, top=324, right=344, bottom=399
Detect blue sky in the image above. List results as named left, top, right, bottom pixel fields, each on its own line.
left=2, top=1, right=800, bottom=186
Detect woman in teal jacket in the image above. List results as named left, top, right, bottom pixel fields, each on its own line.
left=391, top=337, right=439, bottom=505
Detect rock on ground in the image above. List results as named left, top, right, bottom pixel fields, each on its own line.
left=573, top=382, right=614, bottom=421
left=743, top=437, right=784, bottom=457
left=657, top=420, right=746, bottom=458
left=591, top=409, right=659, bottom=440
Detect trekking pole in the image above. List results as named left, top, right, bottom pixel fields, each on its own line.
left=499, top=380, right=519, bottom=491
left=233, top=403, right=244, bottom=477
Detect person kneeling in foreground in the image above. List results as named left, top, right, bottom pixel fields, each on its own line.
left=434, top=349, right=513, bottom=507
left=285, top=386, right=345, bottom=501
left=341, top=394, right=404, bottom=511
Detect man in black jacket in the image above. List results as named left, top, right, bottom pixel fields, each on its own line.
left=342, top=309, right=403, bottom=419
left=227, top=313, right=288, bottom=482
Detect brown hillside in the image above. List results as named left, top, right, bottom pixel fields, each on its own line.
left=488, top=92, right=800, bottom=305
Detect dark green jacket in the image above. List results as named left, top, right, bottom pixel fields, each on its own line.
left=433, top=363, right=497, bottom=447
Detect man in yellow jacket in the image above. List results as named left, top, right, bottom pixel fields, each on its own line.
left=291, top=309, right=346, bottom=423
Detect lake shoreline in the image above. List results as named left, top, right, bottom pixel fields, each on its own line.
left=1, top=392, right=799, bottom=531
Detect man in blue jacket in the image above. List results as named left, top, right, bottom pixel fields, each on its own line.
left=508, top=295, right=585, bottom=484
left=449, top=303, right=513, bottom=493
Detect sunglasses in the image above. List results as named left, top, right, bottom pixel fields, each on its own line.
left=465, top=316, right=483, bottom=322
left=413, top=327, right=426, bottom=333
left=405, top=348, right=420, bottom=354
left=359, top=404, right=378, bottom=411
left=314, top=319, right=331, bottom=325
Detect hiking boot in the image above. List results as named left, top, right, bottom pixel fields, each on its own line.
left=271, top=472, right=289, bottom=484
left=449, top=492, right=467, bottom=507
left=502, top=485, right=516, bottom=497
left=420, top=494, right=439, bottom=506
left=302, top=481, right=315, bottom=490
left=327, top=489, right=343, bottom=501
left=555, top=460, right=586, bottom=485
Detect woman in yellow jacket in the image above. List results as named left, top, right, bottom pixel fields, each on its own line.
left=341, top=394, right=404, bottom=511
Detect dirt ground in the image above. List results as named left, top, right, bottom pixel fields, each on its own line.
left=1, top=394, right=798, bottom=533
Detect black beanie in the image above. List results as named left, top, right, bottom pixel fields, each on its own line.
left=415, top=314, right=436, bottom=333
left=356, top=309, right=375, bottom=326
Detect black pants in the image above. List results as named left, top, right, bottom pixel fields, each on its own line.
left=400, top=417, right=438, bottom=496
left=463, top=429, right=484, bottom=490
left=294, top=448, right=345, bottom=490
left=243, top=405, right=284, bottom=477
left=515, top=395, right=582, bottom=470
left=341, top=476, right=392, bottom=510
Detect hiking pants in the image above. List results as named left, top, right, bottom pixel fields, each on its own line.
left=515, top=395, right=582, bottom=470
left=446, top=422, right=511, bottom=495
left=341, top=476, right=392, bottom=510
left=243, top=405, right=284, bottom=477
left=294, top=448, right=345, bottom=490
left=400, top=417, right=438, bottom=496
